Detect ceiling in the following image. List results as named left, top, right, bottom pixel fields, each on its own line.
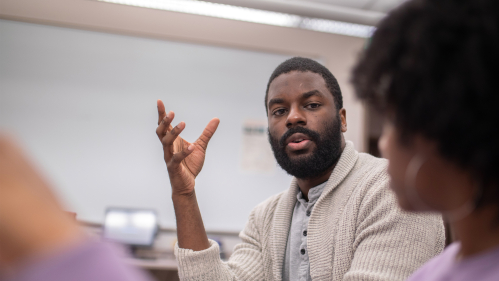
left=202, top=0, right=407, bottom=25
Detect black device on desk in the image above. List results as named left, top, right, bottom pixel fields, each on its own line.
left=103, top=207, right=159, bottom=256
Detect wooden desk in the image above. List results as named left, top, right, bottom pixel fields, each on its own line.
left=81, top=222, right=241, bottom=281
left=126, top=258, right=179, bottom=281
left=126, top=258, right=178, bottom=270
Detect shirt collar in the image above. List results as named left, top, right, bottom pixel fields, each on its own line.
left=296, top=181, right=328, bottom=205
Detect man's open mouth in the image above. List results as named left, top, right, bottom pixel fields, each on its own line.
left=286, top=133, right=311, bottom=145
left=286, top=133, right=312, bottom=151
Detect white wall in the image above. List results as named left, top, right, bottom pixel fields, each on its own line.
left=0, top=19, right=300, bottom=232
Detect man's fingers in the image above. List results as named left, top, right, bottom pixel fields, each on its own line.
left=161, top=122, right=186, bottom=158
left=156, top=111, right=175, bottom=139
left=157, top=100, right=166, bottom=125
left=171, top=144, right=195, bottom=165
left=196, top=118, right=220, bottom=151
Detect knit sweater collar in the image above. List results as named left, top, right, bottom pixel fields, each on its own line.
left=271, top=141, right=359, bottom=280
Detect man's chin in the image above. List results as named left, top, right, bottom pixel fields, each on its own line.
left=285, top=147, right=314, bottom=157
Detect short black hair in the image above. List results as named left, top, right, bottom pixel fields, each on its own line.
left=265, top=57, right=343, bottom=113
left=352, top=0, right=499, bottom=207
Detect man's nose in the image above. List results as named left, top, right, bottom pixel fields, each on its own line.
left=286, top=106, right=306, bottom=128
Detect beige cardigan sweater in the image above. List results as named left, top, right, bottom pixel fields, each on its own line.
left=175, top=142, right=445, bottom=280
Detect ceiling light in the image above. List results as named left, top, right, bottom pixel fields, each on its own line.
left=98, top=0, right=374, bottom=38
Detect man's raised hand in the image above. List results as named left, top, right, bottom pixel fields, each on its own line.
left=156, top=100, right=220, bottom=197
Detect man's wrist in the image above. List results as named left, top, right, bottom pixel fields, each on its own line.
left=172, top=190, right=196, bottom=202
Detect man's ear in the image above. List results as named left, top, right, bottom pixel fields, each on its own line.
left=339, top=108, right=347, bottom=132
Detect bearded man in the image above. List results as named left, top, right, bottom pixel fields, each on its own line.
left=155, top=57, right=445, bottom=281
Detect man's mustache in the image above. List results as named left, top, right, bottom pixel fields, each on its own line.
left=278, top=127, right=320, bottom=147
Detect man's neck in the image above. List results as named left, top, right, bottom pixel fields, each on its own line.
left=296, top=169, right=333, bottom=201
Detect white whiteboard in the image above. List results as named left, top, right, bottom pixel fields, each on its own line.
left=0, top=19, right=294, bottom=232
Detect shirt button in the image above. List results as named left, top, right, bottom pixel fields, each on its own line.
left=303, top=230, right=307, bottom=236
left=306, top=210, right=311, bottom=216
left=300, top=249, right=305, bottom=255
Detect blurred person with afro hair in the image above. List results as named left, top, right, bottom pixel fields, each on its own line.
left=353, top=0, right=499, bottom=280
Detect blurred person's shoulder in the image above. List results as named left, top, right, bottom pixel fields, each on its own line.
left=407, top=242, right=499, bottom=281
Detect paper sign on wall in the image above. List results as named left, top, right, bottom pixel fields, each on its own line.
left=240, top=120, right=276, bottom=173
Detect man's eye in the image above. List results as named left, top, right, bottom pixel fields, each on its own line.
left=307, top=103, right=321, bottom=109
left=273, top=109, right=286, bottom=116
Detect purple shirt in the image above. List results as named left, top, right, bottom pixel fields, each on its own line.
left=407, top=242, right=499, bottom=281
left=5, top=240, right=153, bottom=281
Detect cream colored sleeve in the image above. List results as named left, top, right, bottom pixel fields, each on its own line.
left=343, top=177, right=445, bottom=281
left=174, top=211, right=265, bottom=281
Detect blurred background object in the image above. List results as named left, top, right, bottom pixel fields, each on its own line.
left=103, top=208, right=159, bottom=247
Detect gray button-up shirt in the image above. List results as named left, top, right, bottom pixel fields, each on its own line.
left=283, top=181, right=328, bottom=281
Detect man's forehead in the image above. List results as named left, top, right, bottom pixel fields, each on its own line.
left=268, top=71, right=328, bottom=97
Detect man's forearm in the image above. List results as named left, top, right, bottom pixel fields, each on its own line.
left=172, top=192, right=211, bottom=251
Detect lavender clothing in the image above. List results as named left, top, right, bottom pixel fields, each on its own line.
left=5, top=240, right=153, bottom=281
left=407, top=242, right=499, bottom=281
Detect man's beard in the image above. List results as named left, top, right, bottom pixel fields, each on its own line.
left=268, top=115, right=343, bottom=179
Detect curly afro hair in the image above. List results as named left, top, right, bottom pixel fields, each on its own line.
left=265, top=57, right=343, bottom=113
left=352, top=0, right=499, bottom=208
